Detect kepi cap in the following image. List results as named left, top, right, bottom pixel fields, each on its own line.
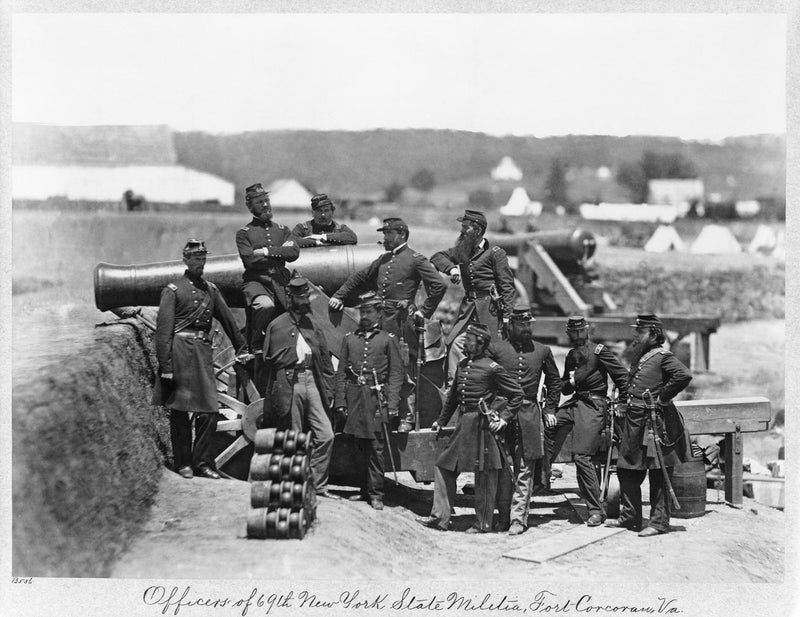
left=510, top=306, right=536, bottom=323
left=286, top=276, right=311, bottom=297
left=465, top=322, right=492, bottom=341
left=631, top=313, right=664, bottom=328
left=565, top=315, right=590, bottom=331
left=311, top=193, right=334, bottom=210
left=356, top=290, right=382, bottom=309
left=457, top=209, right=487, bottom=230
left=182, top=238, right=208, bottom=257
left=376, top=217, right=408, bottom=234
left=245, top=183, right=270, bottom=205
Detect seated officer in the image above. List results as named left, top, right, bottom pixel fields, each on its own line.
left=292, top=194, right=358, bottom=247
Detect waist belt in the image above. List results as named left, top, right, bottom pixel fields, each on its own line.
left=466, top=290, right=491, bottom=301
left=175, top=329, right=211, bottom=340
left=575, top=391, right=605, bottom=400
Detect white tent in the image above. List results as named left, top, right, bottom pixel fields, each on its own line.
left=499, top=187, right=542, bottom=217
left=266, top=178, right=313, bottom=209
left=772, top=230, right=785, bottom=260
left=748, top=224, right=778, bottom=255
left=644, top=225, right=686, bottom=252
left=690, top=225, right=742, bottom=254
left=491, top=156, right=523, bottom=182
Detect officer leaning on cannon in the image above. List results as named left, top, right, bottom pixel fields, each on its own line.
left=235, top=183, right=300, bottom=394
left=261, top=276, right=339, bottom=500
left=329, top=217, right=446, bottom=432
left=334, top=291, right=404, bottom=511
left=430, top=209, right=517, bottom=384
left=492, top=306, right=562, bottom=535
left=417, top=323, right=524, bottom=533
left=546, top=315, right=628, bottom=527
left=606, top=313, right=692, bottom=537
left=291, top=193, right=358, bottom=247
left=152, top=239, right=246, bottom=480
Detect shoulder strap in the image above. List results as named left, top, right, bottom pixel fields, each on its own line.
left=636, top=347, right=665, bottom=370
left=593, top=343, right=605, bottom=355
left=167, top=283, right=178, bottom=291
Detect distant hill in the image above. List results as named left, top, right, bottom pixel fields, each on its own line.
left=13, top=123, right=784, bottom=205
left=172, top=129, right=785, bottom=204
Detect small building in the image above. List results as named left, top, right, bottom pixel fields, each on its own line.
left=265, top=178, right=314, bottom=211
left=648, top=178, right=705, bottom=213
left=491, top=156, right=523, bottom=182
left=579, top=202, right=678, bottom=224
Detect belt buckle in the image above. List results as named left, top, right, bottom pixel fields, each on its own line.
left=356, top=375, right=367, bottom=386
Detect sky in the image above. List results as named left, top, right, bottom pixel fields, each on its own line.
left=11, top=12, right=787, bottom=140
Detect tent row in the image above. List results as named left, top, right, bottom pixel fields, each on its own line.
left=644, top=224, right=784, bottom=258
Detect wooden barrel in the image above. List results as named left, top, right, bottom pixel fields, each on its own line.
left=670, top=458, right=707, bottom=518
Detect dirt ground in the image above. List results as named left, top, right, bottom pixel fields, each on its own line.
left=111, top=462, right=785, bottom=584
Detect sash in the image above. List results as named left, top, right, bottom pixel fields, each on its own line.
left=173, top=283, right=215, bottom=334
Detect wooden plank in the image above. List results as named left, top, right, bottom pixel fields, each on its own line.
left=503, top=523, right=625, bottom=563
left=725, top=432, right=744, bottom=506
left=677, top=397, right=771, bottom=434
left=564, top=492, right=589, bottom=522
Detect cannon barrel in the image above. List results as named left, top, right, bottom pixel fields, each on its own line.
left=94, top=244, right=385, bottom=311
left=486, top=228, right=597, bottom=265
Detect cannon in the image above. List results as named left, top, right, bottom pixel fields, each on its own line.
left=94, top=230, right=720, bottom=483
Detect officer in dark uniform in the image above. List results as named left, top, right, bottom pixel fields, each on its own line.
left=262, top=276, right=339, bottom=499
left=291, top=194, right=358, bottom=247
left=492, top=306, right=562, bottom=535
left=235, top=183, right=300, bottom=394
left=546, top=315, right=628, bottom=526
left=329, top=217, right=446, bottom=432
left=606, top=314, right=692, bottom=537
left=153, top=239, right=246, bottom=480
left=417, top=323, right=523, bottom=533
left=334, top=291, right=404, bottom=510
left=430, top=209, right=516, bottom=383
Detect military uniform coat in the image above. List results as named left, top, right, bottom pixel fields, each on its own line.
left=261, top=310, right=335, bottom=422
left=430, top=240, right=516, bottom=345
left=334, top=327, right=404, bottom=438
left=434, top=354, right=523, bottom=472
left=291, top=220, right=358, bottom=248
left=236, top=218, right=300, bottom=308
left=332, top=243, right=446, bottom=336
left=152, top=272, right=245, bottom=413
left=492, top=339, right=562, bottom=460
left=559, top=342, right=629, bottom=454
left=617, top=346, right=692, bottom=470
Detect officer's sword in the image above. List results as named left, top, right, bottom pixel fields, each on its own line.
left=477, top=397, right=515, bottom=480
left=600, top=385, right=617, bottom=504
left=372, top=369, right=398, bottom=483
left=643, top=389, right=681, bottom=511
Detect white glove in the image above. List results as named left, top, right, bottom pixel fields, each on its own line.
left=329, top=297, right=344, bottom=311
left=449, top=267, right=461, bottom=285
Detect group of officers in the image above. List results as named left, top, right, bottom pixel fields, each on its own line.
left=153, top=182, right=693, bottom=539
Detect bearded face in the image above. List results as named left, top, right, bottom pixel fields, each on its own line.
left=290, top=295, right=311, bottom=315
left=509, top=321, right=533, bottom=345
left=453, top=222, right=483, bottom=263
left=359, top=306, right=380, bottom=330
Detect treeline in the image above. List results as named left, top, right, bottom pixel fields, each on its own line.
left=173, top=129, right=785, bottom=204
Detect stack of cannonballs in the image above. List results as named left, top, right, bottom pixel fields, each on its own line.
left=246, top=428, right=317, bottom=540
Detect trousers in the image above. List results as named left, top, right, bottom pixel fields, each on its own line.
left=430, top=466, right=500, bottom=532
left=288, top=370, right=334, bottom=493
left=355, top=436, right=386, bottom=498
left=617, top=467, right=673, bottom=532
left=170, top=410, right=218, bottom=471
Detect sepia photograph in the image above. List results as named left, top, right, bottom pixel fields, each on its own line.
left=3, top=2, right=796, bottom=616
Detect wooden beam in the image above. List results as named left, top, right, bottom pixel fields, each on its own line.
left=676, top=397, right=771, bottom=434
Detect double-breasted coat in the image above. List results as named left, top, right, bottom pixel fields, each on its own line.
left=617, top=346, right=692, bottom=470
left=236, top=218, right=300, bottom=309
left=492, top=339, right=562, bottom=460
left=434, top=354, right=524, bottom=472
left=559, top=341, right=628, bottom=455
left=334, top=327, right=404, bottom=439
left=291, top=220, right=358, bottom=248
left=152, top=272, right=245, bottom=412
left=430, top=240, right=516, bottom=345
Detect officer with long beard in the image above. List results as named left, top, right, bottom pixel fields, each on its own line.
left=430, top=210, right=516, bottom=384
left=606, top=314, right=692, bottom=536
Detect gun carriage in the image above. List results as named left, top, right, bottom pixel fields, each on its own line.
left=94, top=230, right=765, bottom=506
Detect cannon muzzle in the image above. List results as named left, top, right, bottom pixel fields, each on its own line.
left=486, top=228, right=597, bottom=272
left=94, top=244, right=384, bottom=311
